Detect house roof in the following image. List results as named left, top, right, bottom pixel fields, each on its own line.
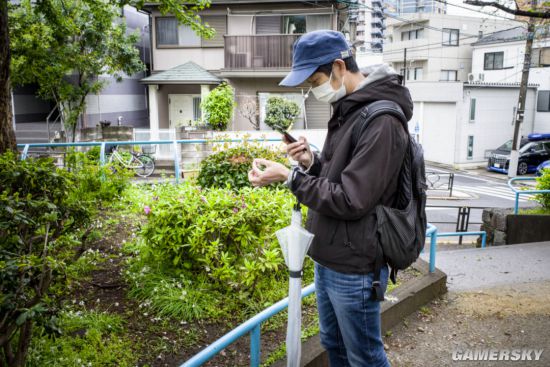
left=472, top=26, right=550, bottom=46
left=140, top=61, right=222, bottom=85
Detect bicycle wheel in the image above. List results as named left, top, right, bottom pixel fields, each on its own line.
left=134, top=154, right=155, bottom=177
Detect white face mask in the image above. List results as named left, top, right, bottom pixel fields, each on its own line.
left=311, top=72, right=346, bottom=104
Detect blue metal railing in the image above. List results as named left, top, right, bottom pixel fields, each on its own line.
left=182, top=225, right=440, bottom=367
left=181, top=283, right=316, bottom=367
left=507, top=177, right=550, bottom=214
left=17, top=139, right=320, bottom=184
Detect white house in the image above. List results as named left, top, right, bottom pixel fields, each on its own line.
left=471, top=26, right=550, bottom=133
left=405, top=81, right=537, bottom=168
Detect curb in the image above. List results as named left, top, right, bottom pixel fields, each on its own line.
left=271, top=259, right=448, bottom=367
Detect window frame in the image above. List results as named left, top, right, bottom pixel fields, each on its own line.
left=469, top=97, right=476, bottom=122
left=155, top=15, right=227, bottom=49
left=537, top=90, right=550, bottom=112
left=439, top=69, right=458, bottom=81
left=442, top=28, right=459, bottom=46
left=484, top=51, right=504, bottom=70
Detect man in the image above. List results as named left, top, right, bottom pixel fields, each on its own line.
left=248, top=30, right=412, bottom=366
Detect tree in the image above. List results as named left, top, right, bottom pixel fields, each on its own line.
left=237, top=95, right=260, bottom=130
left=264, top=96, right=300, bottom=132
left=0, top=0, right=16, bottom=153
left=10, top=0, right=147, bottom=141
left=464, top=1, right=549, bottom=18
left=201, top=83, right=236, bottom=131
left=0, top=0, right=213, bottom=151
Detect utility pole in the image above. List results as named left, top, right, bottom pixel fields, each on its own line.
left=508, top=20, right=535, bottom=178
left=403, top=47, right=407, bottom=85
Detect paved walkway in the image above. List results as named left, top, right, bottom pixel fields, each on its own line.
left=420, top=241, right=550, bottom=291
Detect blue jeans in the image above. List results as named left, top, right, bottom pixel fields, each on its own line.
left=314, top=261, right=390, bottom=367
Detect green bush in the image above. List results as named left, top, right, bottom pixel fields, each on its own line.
left=126, top=182, right=312, bottom=320
left=201, top=82, right=236, bottom=131
left=535, top=168, right=550, bottom=210
left=197, top=142, right=289, bottom=189
left=0, top=152, right=91, bottom=367
left=264, top=96, right=300, bottom=131
left=27, top=310, right=136, bottom=367
left=66, top=149, right=133, bottom=205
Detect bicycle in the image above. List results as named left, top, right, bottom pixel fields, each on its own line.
left=107, top=145, right=155, bottom=178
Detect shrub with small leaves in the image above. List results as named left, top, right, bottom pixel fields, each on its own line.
left=201, top=82, right=236, bottom=131
left=535, top=168, right=550, bottom=210
left=0, top=152, right=91, bottom=367
left=197, top=142, right=289, bottom=189
left=264, top=96, right=300, bottom=131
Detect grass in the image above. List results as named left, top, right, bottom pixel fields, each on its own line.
left=26, top=310, right=136, bottom=367
left=518, top=206, right=550, bottom=215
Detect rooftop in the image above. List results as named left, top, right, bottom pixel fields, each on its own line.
left=140, top=62, right=222, bottom=85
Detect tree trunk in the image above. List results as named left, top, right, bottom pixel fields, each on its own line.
left=0, top=0, right=16, bottom=153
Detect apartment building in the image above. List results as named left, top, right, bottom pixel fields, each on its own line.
left=141, top=0, right=353, bottom=133
left=383, top=13, right=511, bottom=82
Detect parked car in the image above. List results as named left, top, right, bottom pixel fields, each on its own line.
left=537, top=160, right=550, bottom=176
left=487, top=133, right=550, bottom=175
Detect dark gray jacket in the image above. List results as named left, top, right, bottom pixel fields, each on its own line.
left=289, top=74, right=413, bottom=274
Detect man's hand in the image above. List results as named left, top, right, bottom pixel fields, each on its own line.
left=284, top=136, right=312, bottom=168
left=248, top=158, right=290, bottom=187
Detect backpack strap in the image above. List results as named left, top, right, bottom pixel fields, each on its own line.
left=352, top=100, right=408, bottom=302
left=351, top=100, right=408, bottom=153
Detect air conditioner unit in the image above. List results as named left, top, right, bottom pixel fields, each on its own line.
left=478, top=73, right=485, bottom=81
left=467, top=73, right=475, bottom=83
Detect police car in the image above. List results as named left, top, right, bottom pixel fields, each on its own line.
left=487, top=133, right=550, bottom=175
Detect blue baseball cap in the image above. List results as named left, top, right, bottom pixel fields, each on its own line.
left=279, top=30, right=353, bottom=87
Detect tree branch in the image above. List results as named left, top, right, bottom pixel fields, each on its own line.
left=464, top=0, right=550, bottom=18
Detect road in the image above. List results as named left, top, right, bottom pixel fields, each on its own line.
left=425, top=165, right=539, bottom=244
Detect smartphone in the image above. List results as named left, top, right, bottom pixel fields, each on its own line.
left=282, top=131, right=298, bottom=143
left=280, top=130, right=307, bottom=153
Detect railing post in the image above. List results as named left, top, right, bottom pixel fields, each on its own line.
left=173, top=140, right=181, bottom=184
left=429, top=228, right=437, bottom=273
left=481, top=232, right=487, bottom=248
left=250, top=324, right=261, bottom=367
left=21, top=144, right=30, bottom=160
left=100, top=142, right=106, bottom=167
left=515, top=192, right=520, bottom=214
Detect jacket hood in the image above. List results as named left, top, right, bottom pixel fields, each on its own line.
left=331, top=63, right=414, bottom=125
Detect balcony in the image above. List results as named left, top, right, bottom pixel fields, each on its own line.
left=223, top=34, right=301, bottom=73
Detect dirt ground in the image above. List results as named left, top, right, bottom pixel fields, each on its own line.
left=385, top=281, right=550, bottom=367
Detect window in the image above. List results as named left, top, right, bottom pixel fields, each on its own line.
left=484, top=52, right=504, bottom=70
left=192, top=97, right=201, bottom=121
left=442, top=28, right=459, bottom=46
left=283, top=15, right=306, bottom=34
left=467, top=135, right=474, bottom=160
left=401, top=28, right=424, bottom=41
left=469, top=98, right=476, bottom=122
left=440, top=70, right=457, bottom=81
left=537, top=90, right=550, bottom=112
left=256, top=14, right=331, bottom=35
left=531, top=47, right=550, bottom=67
left=414, top=67, right=423, bottom=80
left=156, top=16, right=226, bottom=47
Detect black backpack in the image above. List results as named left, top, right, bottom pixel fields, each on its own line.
left=350, top=100, right=428, bottom=302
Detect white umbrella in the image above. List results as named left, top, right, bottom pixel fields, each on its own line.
left=275, top=204, right=315, bottom=367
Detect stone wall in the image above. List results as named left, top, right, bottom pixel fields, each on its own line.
left=480, top=208, right=514, bottom=246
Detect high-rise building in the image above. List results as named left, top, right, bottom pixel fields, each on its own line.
left=385, top=0, right=446, bottom=15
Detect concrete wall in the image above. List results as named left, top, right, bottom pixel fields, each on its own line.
left=384, top=14, right=511, bottom=82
